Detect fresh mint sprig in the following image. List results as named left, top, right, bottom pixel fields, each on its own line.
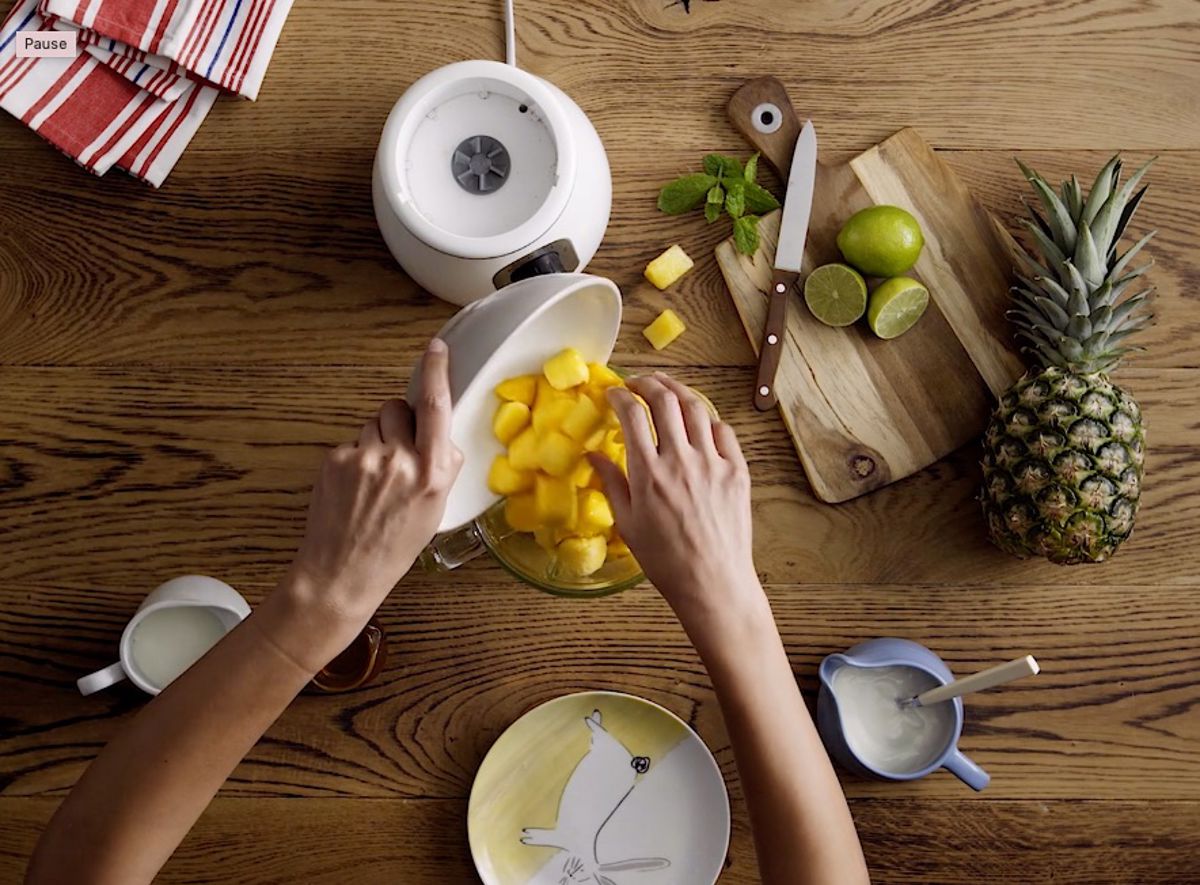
left=657, top=152, right=780, bottom=255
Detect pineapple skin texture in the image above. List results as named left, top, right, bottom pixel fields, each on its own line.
left=980, top=367, right=1145, bottom=564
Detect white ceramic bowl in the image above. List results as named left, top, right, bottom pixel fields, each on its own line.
left=408, top=273, right=622, bottom=532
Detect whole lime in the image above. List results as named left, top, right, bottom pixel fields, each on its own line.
left=836, top=205, right=925, bottom=277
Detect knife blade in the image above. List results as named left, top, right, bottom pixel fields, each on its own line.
left=753, top=119, right=817, bottom=411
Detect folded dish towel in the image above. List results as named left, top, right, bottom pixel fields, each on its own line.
left=0, top=0, right=293, bottom=185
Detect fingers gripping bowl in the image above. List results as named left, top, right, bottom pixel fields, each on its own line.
left=408, top=273, right=644, bottom=596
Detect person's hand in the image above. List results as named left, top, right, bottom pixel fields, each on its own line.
left=588, top=373, right=764, bottom=631
left=262, top=339, right=463, bottom=671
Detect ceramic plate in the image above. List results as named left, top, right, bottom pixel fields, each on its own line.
left=468, top=691, right=730, bottom=885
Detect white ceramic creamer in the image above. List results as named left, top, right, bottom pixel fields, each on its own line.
left=817, top=638, right=991, bottom=791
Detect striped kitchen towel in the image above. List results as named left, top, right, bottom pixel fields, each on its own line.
left=41, top=0, right=295, bottom=100
left=0, top=0, right=294, bottom=185
left=0, top=0, right=218, bottom=184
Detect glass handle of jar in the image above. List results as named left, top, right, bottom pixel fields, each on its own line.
left=419, top=522, right=487, bottom=572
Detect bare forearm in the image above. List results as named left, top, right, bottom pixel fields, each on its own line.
left=25, top=582, right=342, bottom=885
left=684, top=588, right=870, bottom=885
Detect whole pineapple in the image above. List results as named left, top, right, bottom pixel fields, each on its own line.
left=981, top=155, right=1154, bottom=564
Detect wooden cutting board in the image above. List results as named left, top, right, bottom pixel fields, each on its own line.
left=716, top=127, right=1026, bottom=503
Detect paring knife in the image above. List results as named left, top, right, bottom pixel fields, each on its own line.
left=727, top=78, right=818, bottom=411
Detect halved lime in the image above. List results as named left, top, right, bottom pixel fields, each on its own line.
left=867, top=276, right=930, bottom=339
left=803, top=263, right=868, bottom=327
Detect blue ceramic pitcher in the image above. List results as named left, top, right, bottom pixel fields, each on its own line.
left=817, top=637, right=990, bottom=791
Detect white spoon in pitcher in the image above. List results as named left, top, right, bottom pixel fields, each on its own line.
left=900, top=655, right=1040, bottom=708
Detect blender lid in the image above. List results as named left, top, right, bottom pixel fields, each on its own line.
left=380, top=61, right=578, bottom=261
left=409, top=273, right=622, bottom=533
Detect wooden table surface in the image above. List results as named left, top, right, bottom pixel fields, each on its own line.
left=1, top=0, right=1198, bottom=882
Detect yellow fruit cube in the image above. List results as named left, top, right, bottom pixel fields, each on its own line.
left=536, top=475, right=578, bottom=528
left=493, top=401, right=531, bottom=445
left=508, top=427, right=540, bottom=471
left=643, top=309, right=687, bottom=350
left=557, top=535, right=608, bottom=577
left=587, top=363, right=623, bottom=389
left=536, top=375, right=570, bottom=405
left=543, top=348, right=590, bottom=391
left=488, top=456, right=534, bottom=495
left=644, top=244, right=694, bottom=290
left=577, top=489, right=615, bottom=534
left=495, top=375, right=537, bottom=405
left=532, top=397, right=575, bottom=435
left=607, top=537, right=632, bottom=560
left=537, top=431, right=581, bottom=478
left=534, top=526, right=558, bottom=552
left=561, top=394, right=602, bottom=442
left=583, top=426, right=607, bottom=453
left=570, top=458, right=595, bottom=488
left=504, top=493, right=540, bottom=532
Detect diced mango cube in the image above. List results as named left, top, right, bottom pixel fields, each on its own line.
left=493, top=401, right=531, bottom=445
left=557, top=535, right=607, bottom=577
left=543, top=348, right=590, bottom=391
left=570, top=458, right=595, bottom=489
left=488, top=456, right=534, bottom=495
left=536, top=475, right=578, bottom=528
left=582, top=426, right=607, bottom=453
left=534, top=525, right=558, bottom=552
left=607, top=537, right=632, bottom=560
left=532, top=397, right=575, bottom=435
left=561, top=394, right=602, bottom=442
left=643, top=309, right=687, bottom=350
left=577, top=489, right=614, bottom=535
left=644, top=244, right=694, bottom=290
left=536, top=375, right=571, bottom=406
left=508, top=427, right=540, bottom=471
left=495, top=375, right=537, bottom=405
left=536, top=431, right=580, bottom=478
left=504, top=492, right=540, bottom=532
left=587, top=363, right=623, bottom=389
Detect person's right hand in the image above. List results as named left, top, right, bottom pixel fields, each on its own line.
left=588, top=373, right=764, bottom=628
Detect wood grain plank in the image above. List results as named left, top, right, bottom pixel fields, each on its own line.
left=0, top=365, right=1195, bottom=589
left=1, top=0, right=1196, bottom=155
left=3, top=579, right=1197, bottom=801
left=2, top=796, right=1199, bottom=885
left=0, top=147, right=1193, bottom=369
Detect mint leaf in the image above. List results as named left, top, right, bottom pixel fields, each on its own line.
left=744, top=153, right=759, bottom=183
left=725, top=179, right=746, bottom=218
left=733, top=214, right=761, bottom=256
left=658, top=173, right=719, bottom=215
left=706, top=183, right=725, bottom=204
left=744, top=181, right=780, bottom=214
left=703, top=154, right=743, bottom=180
left=705, top=184, right=725, bottom=223
left=705, top=201, right=722, bottom=223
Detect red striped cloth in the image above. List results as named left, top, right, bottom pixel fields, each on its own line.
left=1, top=0, right=217, bottom=184
left=0, top=0, right=291, bottom=185
left=42, top=0, right=293, bottom=100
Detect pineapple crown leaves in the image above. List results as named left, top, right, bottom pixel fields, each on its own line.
left=1008, top=155, right=1157, bottom=375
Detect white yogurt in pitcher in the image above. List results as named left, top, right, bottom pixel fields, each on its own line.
left=130, top=606, right=227, bottom=690
left=830, top=664, right=957, bottom=773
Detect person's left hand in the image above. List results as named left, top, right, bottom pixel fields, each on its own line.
left=264, top=339, right=462, bottom=670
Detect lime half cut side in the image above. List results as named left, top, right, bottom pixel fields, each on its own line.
left=867, top=277, right=930, bottom=339
left=803, top=263, right=868, bottom=327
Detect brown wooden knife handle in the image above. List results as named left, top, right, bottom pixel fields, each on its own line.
left=728, top=77, right=802, bottom=179
left=754, top=269, right=800, bottom=411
